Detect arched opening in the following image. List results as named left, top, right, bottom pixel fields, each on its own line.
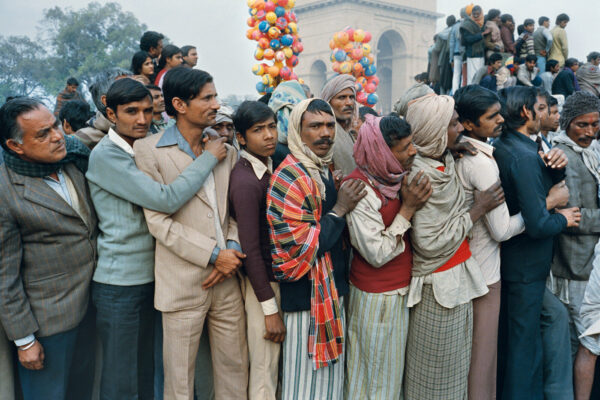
left=309, top=60, right=327, bottom=97
left=376, top=30, right=407, bottom=114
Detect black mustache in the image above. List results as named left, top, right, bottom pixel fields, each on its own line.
left=313, top=138, right=333, bottom=146
left=342, top=107, right=354, bottom=112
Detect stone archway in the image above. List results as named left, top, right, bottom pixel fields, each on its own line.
left=376, top=29, right=407, bottom=114
left=308, top=60, right=327, bottom=97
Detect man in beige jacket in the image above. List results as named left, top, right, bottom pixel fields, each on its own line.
left=549, top=14, right=570, bottom=68
left=134, top=67, right=248, bottom=400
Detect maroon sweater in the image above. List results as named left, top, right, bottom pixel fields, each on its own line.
left=229, top=157, right=276, bottom=302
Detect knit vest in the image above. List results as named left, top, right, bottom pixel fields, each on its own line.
left=346, top=169, right=412, bottom=293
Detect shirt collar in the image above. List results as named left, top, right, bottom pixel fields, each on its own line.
left=108, top=128, right=135, bottom=157
left=240, top=150, right=272, bottom=180
left=156, top=125, right=197, bottom=159
left=463, top=136, right=494, bottom=158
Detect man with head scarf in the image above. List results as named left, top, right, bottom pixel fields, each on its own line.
left=320, top=74, right=358, bottom=175
left=402, top=94, right=505, bottom=399
left=343, top=114, right=432, bottom=399
left=267, top=98, right=366, bottom=400
left=393, top=82, right=435, bottom=117
left=577, top=52, right=600, bottom=98
left=268, top=80, right=307, bottom=168
left=212, top=104, right=235, bottom=145
left=461, top=5, right=491, bottom=85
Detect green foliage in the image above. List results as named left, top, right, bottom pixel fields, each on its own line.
left=0, top=2, right=147, bottom=104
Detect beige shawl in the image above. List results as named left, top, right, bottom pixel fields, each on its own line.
left=405, top=94, right=455, bottom=159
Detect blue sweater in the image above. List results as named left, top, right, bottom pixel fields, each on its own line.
left=493, top=130, right=567, bottom=282
left=86, top=134, right=217, bottom=285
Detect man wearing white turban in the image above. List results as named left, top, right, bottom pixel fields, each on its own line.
left=403, top=94, right=505, bottom=399
left=321, top=74, right=358, bottom=176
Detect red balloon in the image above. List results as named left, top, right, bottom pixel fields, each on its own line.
left=356, top=91, right=368, bottom=104
left=365, top=83, right=376, bottom=93
left=264, top=1, right=276, bottom=12
left=286, top=55, right=299, bottom=67
left=364, top=31, right=372, bottom=43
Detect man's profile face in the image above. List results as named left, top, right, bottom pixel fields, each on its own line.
left=571, top=63, right=580, bottom=73
left=446, top=110, right=465, bottom=150
left=66, top=84, right=78, bottom=94
left=212, top=121, right=235, bottom=144
left=149, top=39, right=163, bottom=58
left=559, top=21, right=568, bottom=29
left=389, top=134, right=417, bottom=170
left=107, top=97, right=153, bottom=142
left=184, top=48, right=199, bottom=67
left=492, top=60, right=503, bottom=71
left=464, top=102, right=504, bottom=140
left=329, top=88, right=355, bottom=123
left=177, top=82, right=220, bottom=129
left=299, top=110, right=336, bottom=158
left=530, top=96, right=548, bottom=133
left=149, top=89, right=165, bottom=114
left=543, top=20, right=550, bottom=28
left=566, top=112, right=600, bottom=148
left=525, top=24, right=534, bottom=33
left=551, top=64, right=561, bottom=74
left=592, top=57, right=600, bottom=66
left=541, top=104, right=560, bottom=132
left=526, top=60, right=536, bottom=71
left=7, top=106, right=67, bottom=164
left=505, top=20, right=515, bottom=31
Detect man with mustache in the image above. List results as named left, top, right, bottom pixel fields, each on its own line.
left=229, top=101, right=282, bottom=400
left=267, top=98, right=366, bottom=399
left=548, top=92, right=600, bottom=400
left=85, top=78, right=228, bottom=399
left=321, top=74, right=358, bottom=176
left=0, top=98, right=96, bottom=400
left=134, top=67, right=248, bottom=399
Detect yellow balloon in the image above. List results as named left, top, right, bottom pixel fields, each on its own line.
left=362, top=44, right=371, bottom=55
left=283, top=47, right=293, bottom=58
left=266, top=12, right=277, bottom=24
left=287, top=0, right=295, bottom=8
left=262, top=75, right=273, bottom=85
left=340, top=61, right=352, bottom=74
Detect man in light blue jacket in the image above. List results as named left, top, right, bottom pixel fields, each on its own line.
left=85, top=78, right=227, bottom=400
left=449, top=8, right=467, bottom=94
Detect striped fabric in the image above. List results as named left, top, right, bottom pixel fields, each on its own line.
left=282, top=298, right=345, bottom=400
left=267, top=155, right=344, bottom=369
left=344, top=285, right=409, bottom=400
left=404, top=284, right=473, bottom=400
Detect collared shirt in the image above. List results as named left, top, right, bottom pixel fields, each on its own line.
left=156, top=125, right=239, bottom=261
left=530, top=132, right=552, bottom=154
left=108, top=128, right=135, bottom=156
left=43, top=169, right=72, bottom=206
left=456, top=136, right=525, bottom=285
left=240, top=150, right=272, bottom=180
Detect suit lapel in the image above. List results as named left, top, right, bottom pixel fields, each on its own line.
left=164, top=145, right=211, bottom=206
left=64, top=164, right=94, bottom=229
left=21, top=173, right=79, bottom=219
left=213, top=159, right=229, bottom=225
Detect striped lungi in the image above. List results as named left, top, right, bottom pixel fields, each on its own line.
left=344, top=285, right=409, bottom=400
left=404, top=284, right=473, bottom=400
left=281, top=298, right=345, bottom=400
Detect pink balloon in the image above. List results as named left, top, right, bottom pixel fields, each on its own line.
left=364, top=31, right=372, bottom=43
left=356, top=91, right=368, bottom=104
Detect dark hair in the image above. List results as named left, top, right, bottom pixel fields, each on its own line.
left=232, top=101, right=275, bottom=140
left=523, top=18, right=535, bottom=27
left=525, top=54, right=538, bottom=63
left=258, top=93, right=272, bottom=104
left=301, top=99, right=333, bottom=126
left=66, top=77, right=79, bottom=86
left=89, top=68, right=132, bottom=115
left=180, top=45, right=196, bottom=57
left=517, top=24, right=525, bottom=35
left=556, top=13, right=570, bottom=25
left=379, top=115, right=411, bottom=147
left=535, top=87, right=553, bottom=106
left=472, top=5, right=482, bottom=14
left=488, top=53, right=503, bottom=65
left=546, top=59, right=559, bottom=72
left=446, top=15, right=456, bottom=27
left=0, top=97, right=44, bottom=147
left=499, top=86, right=538, bottom=131
left=454, top=85, right=500, bottom=126
left=105, top=78, right=151, bottom=112
left=486, top=9, right=501, bottom=22
left=587, top=52, right=600, bottom=62
left=58, top=100, right=91, bottom=132
left=163, top=68, right=213, bottom=117
left=538, top=16, right=549, bottom=25
left=140, top=31, right=164, bottom=52
left=131, top=51, right=151, bottom=75
left=565, top=58, right=579, bottom=68
left=547, top=95, right=558, bottom=108
left=157, top=45, right=182, bottom=71
left=501, top=14, right=514, bottom=24
left=145, top=84, right=162, bottom=92
left=359, top=106, right=378, bottom=121
left=514, top=57, right=525, bottom=65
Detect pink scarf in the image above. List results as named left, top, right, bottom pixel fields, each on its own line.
left=353, top=114, right=406, bottom=201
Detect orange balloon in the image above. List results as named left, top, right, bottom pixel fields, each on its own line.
left=263, top=48, right=275, bottom=60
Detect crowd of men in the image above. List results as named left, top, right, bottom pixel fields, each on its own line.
left=1, top=9, right=600, bottom=400
left=427, top=7, right=600, bottom=101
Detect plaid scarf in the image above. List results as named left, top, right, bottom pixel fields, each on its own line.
left=267, top=155, right=344, bottom=369
left=2, top=135, right=90, bottom=177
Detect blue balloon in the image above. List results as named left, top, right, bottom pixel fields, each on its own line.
left=367, top=93, right=378, bottom=105
left=359, top=57, right=370, bottom=68
left=275, top=6, right=286, bottom=17
left=364, top=64, right=377, bottom=76
left=258, top=21, right=270, bottom=33
left=281, top=34, right=294, bottom=47
left=266, top=85, right=275, bottom=93
left=334, top=50, right=347, bottom=62
left=270, top=39, right=281, bottom=50
left=256, top=81, right=266, bottom=93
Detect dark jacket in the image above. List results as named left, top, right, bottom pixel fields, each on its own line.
left=460, top=18, right=485, bottom=58
left=552, top=68, right=578, bottom=97
left=493, top=130, right=567, bottom=282
left=551, top=143, right=600, bottom=280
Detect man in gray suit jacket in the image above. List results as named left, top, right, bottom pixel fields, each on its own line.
left=0, top=98, right=97, bottom=400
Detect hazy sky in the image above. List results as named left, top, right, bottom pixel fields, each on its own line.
left=1, top=0, right=598, bottom=96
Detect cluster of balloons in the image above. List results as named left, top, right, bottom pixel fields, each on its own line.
left=246, top=0, right=304, bottom=95
left=329, top=27, right=379, bottom=107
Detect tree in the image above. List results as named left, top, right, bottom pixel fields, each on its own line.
left=0, top=36, right=47, bottom=103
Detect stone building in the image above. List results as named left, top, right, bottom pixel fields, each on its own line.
left=295, top=0, right=441, bottom=114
